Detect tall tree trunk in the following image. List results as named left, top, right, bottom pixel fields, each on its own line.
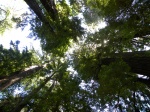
left=11, top=72, right=56, bottom=112
left=40, top=0, right=58, bottom=21
left=0, top=66, right=43, bottom=91
left=24, top=0, right=54, bottom=32
left=24, top=0, right=44, bottom=22
left=99, top=51, right=150, bottom=87
left=101, top=51, right=150, bottom=77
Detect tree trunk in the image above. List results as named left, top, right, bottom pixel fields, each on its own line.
left=24, top=0, right=44, bottom=22
left=11, top=72, right=56, bottom=112
left=40, top=0, right=58, bottom=21
left=0, top=66, right=43, bottom=91
left=99, top=51, right=150, bottom=87
left=24, top=0, right=54, bottom=32
left=101, top=51, right=150, bottom=77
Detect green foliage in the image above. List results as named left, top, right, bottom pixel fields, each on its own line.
left=0, top=7, right=25, bottom=35
left=27, top=0, right=85, bottom=56
left=0, top=43, right=33, bottom=76
left=84, top=0, right=150, bottom=51
left=98, top=60, right=150, bottom=110
left=0, top=91, right=22, bottom=112
left=0, top=8, right=12, bottom=35
left=98, top=61, right=133, bottom=96
left=30, top=77, right=81, bottom=111
left=0, top=0, right=150, bottom=111
left=71, top=1, right=150, bottom=110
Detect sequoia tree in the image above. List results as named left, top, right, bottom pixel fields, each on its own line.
left=0, top=0, right=150, bottom=111
left=71, top=0, right=150, bottom=111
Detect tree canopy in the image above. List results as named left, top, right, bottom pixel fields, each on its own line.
left=0, top=0, right=150, bottom=111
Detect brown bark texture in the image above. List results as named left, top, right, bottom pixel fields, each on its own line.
left=0, top=66, right=43, bottom=91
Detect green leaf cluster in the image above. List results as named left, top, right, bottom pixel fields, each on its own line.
left=0, top=44, right=33, bottom=77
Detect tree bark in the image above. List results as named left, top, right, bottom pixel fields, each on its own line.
left=99, top=51, right=150, bottom=87
left=40, top=0, right=58, bottom=21
left=11, top=72, right=56, bottom=112
left=24, top=0, right=54, bottom=32
left=0, top=66, right=43, bottom=91
left=101, top=51, right=150, bottom=77
left=24, top=0, right=45, bottom=22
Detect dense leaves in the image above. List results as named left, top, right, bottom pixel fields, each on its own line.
left=98, top=61, right=149, bottom=111
left=21, top=0, right=85, bottom=56
left=0, top=42, right=33, bottom=77
left=0, top=0, right=150, bottom=111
